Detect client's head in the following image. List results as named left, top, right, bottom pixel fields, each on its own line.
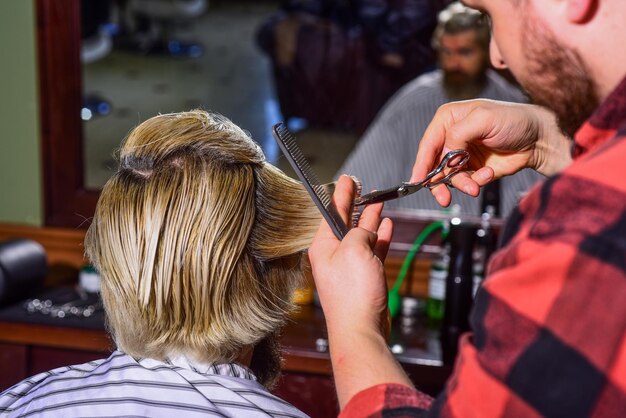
left=85, top=110, right=320, bottom=385
left=432, top=3, right=490, bottom=100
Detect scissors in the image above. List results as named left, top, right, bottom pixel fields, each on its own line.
left=354, top=149, right=470, bottom=206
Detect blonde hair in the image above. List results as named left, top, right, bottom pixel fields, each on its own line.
left=85, top=110, right=320, bottom=364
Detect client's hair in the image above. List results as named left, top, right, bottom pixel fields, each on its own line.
left=432, top=2, right=490, bottom=51
left=85, top=110, right=320, bottom=367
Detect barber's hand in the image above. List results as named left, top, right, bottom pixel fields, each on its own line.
left=411, top=100, right=572, bottom=207
left=310, top=176, right=413, bottom=407
left=309, top=175, right=393, bottom=337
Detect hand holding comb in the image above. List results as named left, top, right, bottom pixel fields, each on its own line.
left=272, top=123, right=349, bottom=240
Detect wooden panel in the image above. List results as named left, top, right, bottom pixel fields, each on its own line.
left=0, top=343, right=27, bottom=390
left=282, top=347, right=332, bottom=375
left=384, top=257, right=432, bottom=299
left=273, top=372, right=338, bottom=418
left=37, top=0, right=100, bottom=228
left=0, top=223, right=87, bottom=286
left=29, top=346, right=107, bottom=376
left=0, top=322, right=111, bottom=352
left=0, top=223, right=86, bottom=268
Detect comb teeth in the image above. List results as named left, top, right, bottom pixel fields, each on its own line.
left=351, top=176, right=363, bottom=228
left=274, top=123, right=331, bottom=207
left=273, top=122, right=349, bottom=239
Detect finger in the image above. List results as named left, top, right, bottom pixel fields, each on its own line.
left=332, top=175, right=356, bottom=225
left=411, top=102, right=470, bottom=183
left=311, top=218, right=338, bottom=262
left=431, top=184, right=452, bottom=207
left=448, top=171, right=481, bottom=197
left=411, top=101, right=488, bottom=183
left=311, top=176, right=355, bottom=258
left=411, top=122, right=446, bottom=183
left=357, top=202, right=384, bottom=233
left=444, top=107, right=494, bottom=151
left=373, top=217, right=393, bottom=262
left=470, top=166, right=495, bottom=187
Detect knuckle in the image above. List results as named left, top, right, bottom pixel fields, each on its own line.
left=472, top=106, right=492, bottom=121
left=438, top=102, right=454, bottom=115
left=447, top=125, right=463, bottom=143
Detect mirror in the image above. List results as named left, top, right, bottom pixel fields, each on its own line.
left=38, top=0, right=442, bottom=228
left=38, top=0, right=288, bottom=227
left=80, top=0, right=282, bottom=189
left=39, top=0, right=360, bottom=227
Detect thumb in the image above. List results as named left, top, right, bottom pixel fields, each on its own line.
left=310, top=175, right=356, bottom=260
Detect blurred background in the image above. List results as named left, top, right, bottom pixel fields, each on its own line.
left=0, top=0, right=453, bottom=225
left=82, top=0, right=287, bottom=188
left=80, top=0, right=447, bottom=188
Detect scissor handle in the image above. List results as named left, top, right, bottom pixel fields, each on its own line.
left=424, top=149, right=470, bottom=188
left=355, top=149, right=470, bottom=206
left=402, top=149, right=470, bottom=194
left=428, top=149, right=469, bottom=179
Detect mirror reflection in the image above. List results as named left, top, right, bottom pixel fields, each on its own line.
left=82, top=0, right=287, bottom=188
left=80, top=0, right=538, bottom=220
left=80, top=0, right=447, bottom=190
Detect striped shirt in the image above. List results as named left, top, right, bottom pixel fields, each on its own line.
left=338, top=69, right=543, bottom=217
left=0, top=351, right=308, bottom=418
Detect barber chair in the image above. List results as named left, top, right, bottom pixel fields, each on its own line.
left=121, top=0, right=208, bottom=58
left=0, top=239, right=47, bottom=307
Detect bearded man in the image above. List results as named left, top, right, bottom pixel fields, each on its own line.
left=309, top=0, right=626, bottom=416
left=338, top=3, right=541, bottom=217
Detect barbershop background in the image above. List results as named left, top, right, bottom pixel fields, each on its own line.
left=0, top=2, right=458, bottom=417
left=1, top=0, right=445, bottom=226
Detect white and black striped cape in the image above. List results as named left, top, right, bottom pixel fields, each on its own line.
left=0, top=351, right=308, bottom=417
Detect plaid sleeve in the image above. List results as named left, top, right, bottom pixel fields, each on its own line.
left=340, top=130, right=626, bottom=418
left=430, top=133, right=626, bottom=417
left=340, top=383, right=433, bottom=418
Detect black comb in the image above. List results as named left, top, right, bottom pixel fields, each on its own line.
left=272, top=123, right=349, bottom=240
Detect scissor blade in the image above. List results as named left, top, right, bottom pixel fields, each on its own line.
left=355, top=186, right=403, bottom=206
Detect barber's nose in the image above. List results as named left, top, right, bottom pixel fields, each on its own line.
left=490, top=38, right=507, bottom=69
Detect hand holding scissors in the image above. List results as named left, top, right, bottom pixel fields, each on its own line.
left=354, top=149, right=470, bottom=206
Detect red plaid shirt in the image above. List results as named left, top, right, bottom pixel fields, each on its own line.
left=341, top=76, right=626, bottom=418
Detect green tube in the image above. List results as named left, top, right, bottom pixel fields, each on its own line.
left=388, top=221, right=444, bottom=318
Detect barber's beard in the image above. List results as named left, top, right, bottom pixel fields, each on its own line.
left=518, top=14, right=599, bottom=138
left=444, top=70, right=488, bottom=101
left=248, top=331, right=283, bottom=390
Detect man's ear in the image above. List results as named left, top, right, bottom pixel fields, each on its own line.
left=567, top=0, right=597, bottom=23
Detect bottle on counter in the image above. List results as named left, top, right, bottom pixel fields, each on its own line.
left=426, top=237, right=450, bottom=322
left=472, top=206, right=497, bottom=297
left=426, top=206, right=459, bottom=323
left=440, top=222, right=477, bottom=365
left=473, top=180, right=500, bottom=296
left=79, top=264, right=101, bottom=294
